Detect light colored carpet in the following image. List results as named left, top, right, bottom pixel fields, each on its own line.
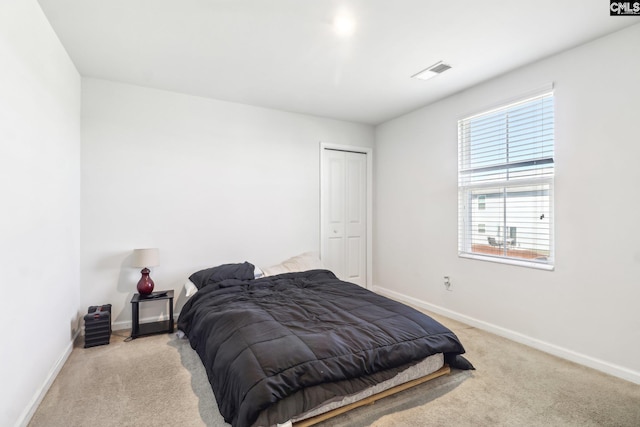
left=29, top=312, right=640, bottom=427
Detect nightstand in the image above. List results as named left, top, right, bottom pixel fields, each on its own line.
left=130, top=290, right=174, bottom=339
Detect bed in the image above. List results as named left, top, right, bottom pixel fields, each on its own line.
left=177, top=260, right=473, bottom=427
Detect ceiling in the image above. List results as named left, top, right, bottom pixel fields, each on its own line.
left=37, top=0, right=636, bottom=125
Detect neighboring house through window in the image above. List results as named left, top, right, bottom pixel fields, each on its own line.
left=457, top=87, right=554, bottom=269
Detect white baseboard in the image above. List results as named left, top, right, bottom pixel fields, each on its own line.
left=19, top=312, right=184, bottom=426
left=373, top=285, right=640, bottom=385
left=112, top=319, right=132, bottom=331
left=17, top=330, right=79, bottom=427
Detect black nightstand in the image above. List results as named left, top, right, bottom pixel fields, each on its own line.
left=130, top=290, right=174, bottom=339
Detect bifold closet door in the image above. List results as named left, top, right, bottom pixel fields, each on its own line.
left=321, top=148, right=367, bottom=288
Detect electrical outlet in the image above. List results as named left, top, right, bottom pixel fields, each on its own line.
left=444, top=276, right=451, bottom=291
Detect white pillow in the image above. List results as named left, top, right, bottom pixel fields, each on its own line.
left=282, top=251, right=324, bottom=271
left=262, top=252, right=324, bottom=277
left=253, top=265, right=264, bottom=279
left=261, top=263, right=290, bottom=277
left=184, top=279, right=198, bottom=297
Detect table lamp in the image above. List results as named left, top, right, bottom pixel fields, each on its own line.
left=132, top=248, right=159, bottom=295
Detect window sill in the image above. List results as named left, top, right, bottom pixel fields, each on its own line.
left=459, top=252, right=554, bottom=271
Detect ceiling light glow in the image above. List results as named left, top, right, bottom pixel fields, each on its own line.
left=333, top=14, right=355, bottom=37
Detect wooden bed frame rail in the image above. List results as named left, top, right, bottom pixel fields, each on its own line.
left=294, top=364, right=451, bottom=426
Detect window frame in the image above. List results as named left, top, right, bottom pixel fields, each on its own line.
left=457, top=89, right=555, bottom=271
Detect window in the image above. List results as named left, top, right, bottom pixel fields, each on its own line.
left=457, top=89, right=554, bottom=269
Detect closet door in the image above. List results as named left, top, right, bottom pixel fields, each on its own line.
left=321, top=148, right=367, bottom=287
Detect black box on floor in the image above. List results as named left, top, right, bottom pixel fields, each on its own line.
left=84, top=304, right=112, bottom=348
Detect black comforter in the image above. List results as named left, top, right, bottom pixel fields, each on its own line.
left=178, top=269, right=468, bottom=427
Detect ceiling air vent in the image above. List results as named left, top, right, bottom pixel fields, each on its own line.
left=411, top=61, right=452, bottom=81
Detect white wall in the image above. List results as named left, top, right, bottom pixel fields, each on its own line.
left=374, top=24, right=640, bottom=384
left=0, top=1, right=81, bottom=426
left=81, top=78, right=374, bottom=328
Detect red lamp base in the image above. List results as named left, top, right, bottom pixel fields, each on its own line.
left=137, top=268, right=155, bottom=295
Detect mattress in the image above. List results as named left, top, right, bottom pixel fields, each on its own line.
left=285, top=352, right=444, bottom=425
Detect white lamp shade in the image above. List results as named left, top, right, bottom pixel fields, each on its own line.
left=132, top=248, right=159, bottom=268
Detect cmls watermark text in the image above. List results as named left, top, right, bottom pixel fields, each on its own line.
left=610, top=1, right=640, bottom=15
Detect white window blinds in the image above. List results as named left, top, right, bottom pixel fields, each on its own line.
left=458, top=90, right=555, bottom=268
